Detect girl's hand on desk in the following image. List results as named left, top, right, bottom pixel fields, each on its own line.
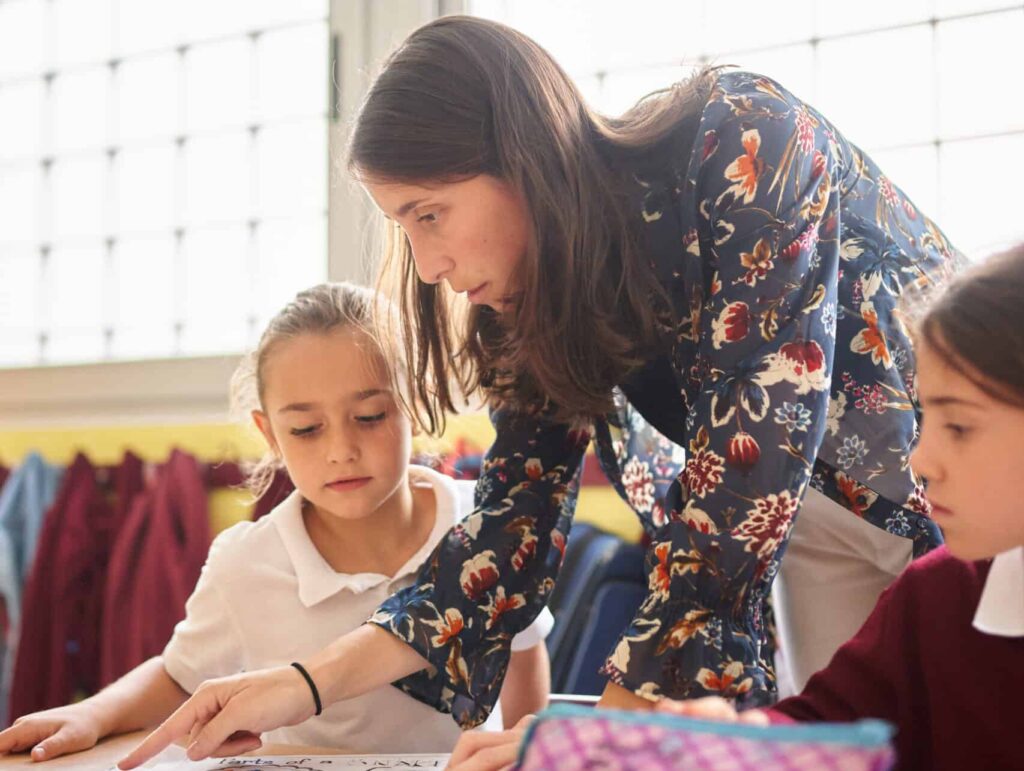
left=447, top=715, right=534, bottom=771
left=0, top=704, right=104, bottom=762
left=117, top=665, right=314, bottom=769
left=655, top=696, right=769, bottom=725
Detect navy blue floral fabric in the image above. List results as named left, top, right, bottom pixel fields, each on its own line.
left=369, top=71, right=963, bottom=725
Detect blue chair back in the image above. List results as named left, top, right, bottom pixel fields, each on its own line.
left=546, top=525, right=646, bottom=694
left=561, top=579, right=648, bottom=695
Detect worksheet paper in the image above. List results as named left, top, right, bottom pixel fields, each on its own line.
left=107, top=749, right=449, bottom=770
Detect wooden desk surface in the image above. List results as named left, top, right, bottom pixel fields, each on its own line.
left=0, top=732, right=345, bottom=770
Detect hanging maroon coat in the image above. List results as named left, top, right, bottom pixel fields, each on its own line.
left=99, top=450, right=210, bottom=686
left=9, top=453, right=144, bottom=719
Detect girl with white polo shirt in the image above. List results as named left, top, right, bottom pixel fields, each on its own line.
left=0, top=282, right=552, bottom=762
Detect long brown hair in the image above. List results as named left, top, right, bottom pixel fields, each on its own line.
left=348, top=15, right=716, bottom=432
left=918, top=243, right=1024, bottom=408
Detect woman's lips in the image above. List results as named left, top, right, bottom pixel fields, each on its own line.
left=466, top=282, right=488, bottom=304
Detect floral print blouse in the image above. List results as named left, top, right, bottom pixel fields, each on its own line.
left=368, top=70, right=963, bottom=726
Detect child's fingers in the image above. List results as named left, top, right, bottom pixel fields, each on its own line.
left=656, top=696, right=739, bottom=722
left=208, top=731, right=262, bottom=758
left=29, top=725, right=97, bottom=762
left=449, top=741, right=520, bottom=771
left=658, top=697, right=768, bottom=726
left=654, top=699, right=682, bottom=714
left=448, top=730, right=522, bottom=766
left=117, top=700, right=206, bottom=769
left=512, top=715, right=535, bottom=730
left=738, top=708, right=770, bottom=726
left=186, top=706, right=249, bottom=761
left=0, top=721, right=56, bottom=755
left=0, top=723, right=28, bottom=754
left=186, top=720, right=205, bottom=749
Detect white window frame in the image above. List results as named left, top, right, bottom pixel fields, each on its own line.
left=0, top=0, right=465, bottom=427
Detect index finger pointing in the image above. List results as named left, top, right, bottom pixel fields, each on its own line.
left=117, top=703, right=205, bottom=769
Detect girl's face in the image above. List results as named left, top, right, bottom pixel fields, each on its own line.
left=363, top=174, right=533, bottom=312
left=252, top=328, right=412, bottom=523
left=911, top=337, right=1024, bottom=560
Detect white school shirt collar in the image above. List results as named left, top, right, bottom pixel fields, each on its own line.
left=973, top=546, right=1024, bottom=637
left=271, top=465, right=457, bottom=608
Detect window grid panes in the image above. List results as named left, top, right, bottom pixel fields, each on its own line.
left=473, top=0, right=1024, bottom=260
left=0, top=0, right=329, bottom=368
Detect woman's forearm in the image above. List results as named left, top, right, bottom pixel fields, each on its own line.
left=303, top=624, right=430, bottom=705
left=500, top=645, right=551, bottom=728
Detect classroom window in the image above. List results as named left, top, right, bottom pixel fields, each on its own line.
left=0, top=0, right=329, bottom=368
left=471, top=0, right=1024, bottom=259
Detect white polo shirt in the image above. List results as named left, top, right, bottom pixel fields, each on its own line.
left=973, top=545, right=1024, bottom=637
left=162, top=465, right=553, bottom=754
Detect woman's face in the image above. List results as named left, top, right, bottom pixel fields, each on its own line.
left=363, top=174, right=534, bottom=312
left=910, top=336, right=1024, bottom=561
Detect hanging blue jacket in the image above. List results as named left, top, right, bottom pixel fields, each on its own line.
left=0, top=453, right=63, bottom=727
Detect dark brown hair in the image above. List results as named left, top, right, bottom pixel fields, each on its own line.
left=348, top=15, right=716, bottom=432
left=918, top=243, right=1024, bottom=408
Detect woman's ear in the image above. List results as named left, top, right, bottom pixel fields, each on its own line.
left=252, top=409, right=281, bottom=457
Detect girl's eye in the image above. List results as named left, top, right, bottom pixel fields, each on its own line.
left=290, top=424, right=321, bottom=437
left=417, top=212, right=437, bottom=224
left=356, top=411, right=387, bottom=424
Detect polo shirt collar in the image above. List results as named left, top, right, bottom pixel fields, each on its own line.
left=271, top=465, right=457, bottom=608
left=973, top=546, right=1024, bottom=637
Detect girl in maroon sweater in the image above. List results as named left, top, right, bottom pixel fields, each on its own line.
left=652, top=243, right=1024, bottom=771
left=448, top=244, right=1024, bottom=771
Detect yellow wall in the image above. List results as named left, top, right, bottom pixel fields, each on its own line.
left=0, top=413, right=641, bottom=542
left=0, top=423, right=265, bottom=467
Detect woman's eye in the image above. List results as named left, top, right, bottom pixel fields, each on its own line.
left=356, top=411, right=387, bottom=424
left=290, top=425, right=321, bottom=437
left=944, top=423, right=971, bottom=439
left=417, top=212, right=437, bottom=224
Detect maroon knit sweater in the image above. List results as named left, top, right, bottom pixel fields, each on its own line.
left=771, top=547, right=1024, bottom=771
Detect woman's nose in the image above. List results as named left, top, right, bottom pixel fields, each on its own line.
left=407, top=236, right=453, bottom=285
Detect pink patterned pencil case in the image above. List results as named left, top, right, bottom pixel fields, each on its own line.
left=514, top=704, right=894, bottom=770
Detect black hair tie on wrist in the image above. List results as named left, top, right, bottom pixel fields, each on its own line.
left=290, top=662, right=323, bottom=716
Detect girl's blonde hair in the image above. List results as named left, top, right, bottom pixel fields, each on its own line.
left=230, top=282, right=397, bottom=498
